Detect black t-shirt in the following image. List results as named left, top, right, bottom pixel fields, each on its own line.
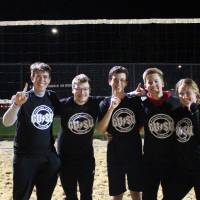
left=174, top=104, right=200, bottom=170
left=14, top=90, right=59, bottom=155
left=142, top=95, right=180, bottom=167
left=57, top=96, right=104, bottom=160
left=98, top=95, right=143, bottom=166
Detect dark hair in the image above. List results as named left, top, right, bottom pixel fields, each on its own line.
left=108, top=66, right=129, bottom=81
left=30, top=62, right=52, bottom=78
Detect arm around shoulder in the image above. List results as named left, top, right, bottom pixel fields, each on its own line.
left=96, top=106, right=114, bottom=134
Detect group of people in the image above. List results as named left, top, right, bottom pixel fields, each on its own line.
left=2, top=62, right=200, bottom=200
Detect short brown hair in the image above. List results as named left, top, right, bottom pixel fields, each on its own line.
left=108, top=66, right=129, bottom=81
left=72, top=74, right=90, bottom=88
left=30, top=62, right=51, bottom=78
left=175, top=78, right=200, bottom=104
left=143, top=67, right=164, bottom=83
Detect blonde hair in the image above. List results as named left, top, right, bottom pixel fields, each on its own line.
left=175, top=78, right=200, bottom=104
left=143, top=67, right=164, bottom=83
left=72, top=74, right=90, bottom=88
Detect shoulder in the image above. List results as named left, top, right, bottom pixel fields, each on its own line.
left=45, top=90, right=59, bottom=101
left=127, top=95, right=141, bottom=102
left=90, top=96, right=105, bottom=103
left=60, top=96, right=73, bottom=104
left=46, top=89, right=57, bottom=96
left=167, top=96, right=180, bottom=107
left=99, top=96, right=111, bottom=106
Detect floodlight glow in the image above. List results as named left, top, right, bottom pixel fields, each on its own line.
left=178, top=65, right=182, bottom=69
left=51, top=28, right=58, bottom=34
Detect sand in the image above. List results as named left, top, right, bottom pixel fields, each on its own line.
left=0, top=139, right=195, bottom=200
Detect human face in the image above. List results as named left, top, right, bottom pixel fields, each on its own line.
left=72, top=82, right=90, bottom=105
left=109, top=73, right=128, bottom=95
left=144, top=73, right=164, bottom=98
left=177, top=84, right=197, bottom=107
left=31, top=70, right=51, bottom=93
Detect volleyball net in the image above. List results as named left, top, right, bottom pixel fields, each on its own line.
left=0, top=18, right=200, bottom=64
left=0, top=18, right=200, bottom=138
left=0, top=18, right=200, bottom=98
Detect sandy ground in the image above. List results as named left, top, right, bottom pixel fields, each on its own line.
left=0, top=139, right=195, bottom=200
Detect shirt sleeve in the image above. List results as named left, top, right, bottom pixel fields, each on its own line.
left=2, top=103, right=21, bottom=127
left=97, top=98, right=109, bottom=122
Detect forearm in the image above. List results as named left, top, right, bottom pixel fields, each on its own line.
left=127, top=91, right=137, bottom=97
left=96, top=108, right=114, bottom=134
left=2, top=103, right=20, bottom=127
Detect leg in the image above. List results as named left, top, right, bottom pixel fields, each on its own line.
left=162, top=182, right=192, bottom=200
left=130, top=191, right=141, bottom=200
left=13, top=154, right=37, bottom=200
left=107, top=165, right=126, bottom=198
left=112, top=193, right=124, bottom=200
left=142, top=166, right=160, bottom=200
left=162, top=167, right=192, bottom=200
left=78, top=158, right=95, bottom=200
left=194, top=187, right=200, bottom=200
left=59, top=160, right=79, bottom=200
left=127, top=164, right=142, bottom=200
left=36, top=152, right=60, bottom=200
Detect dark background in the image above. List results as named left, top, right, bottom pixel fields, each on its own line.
left=0, top=1, right=199, bottom=20
left=0, top=1, right=200, bottom=99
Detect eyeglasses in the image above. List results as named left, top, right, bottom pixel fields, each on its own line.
left=73, top=87, right=90, bottom=92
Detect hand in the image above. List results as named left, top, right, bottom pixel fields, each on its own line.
left=110, top=96, right=121, bottom=110
left=104, top=132, right=113, bottom=142
left=134, top=83, right=146, bottom=96
left=14, top=83, right=28, bottom=106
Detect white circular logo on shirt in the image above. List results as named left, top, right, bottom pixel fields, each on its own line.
left=148, top=114, right=174, bottom=139
left=31, top=105, right=54, bottom=130
left=176, top=118, right=193, bottom=143
left=68, top=113, right=94, bottom=134
left=112, top=108, right=136, bottom=133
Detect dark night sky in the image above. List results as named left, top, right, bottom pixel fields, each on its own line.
left=0, top=0, right=200, bottom=98
left=0, top=0, right=199, bottom=20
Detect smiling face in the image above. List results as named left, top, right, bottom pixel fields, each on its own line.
left=177, top=84, right=197, bottom=107
left=109, top=73, right=128, bottom=95
left=72, top=81, right=90, bottom=105
left=31, top=70, right=51, bottom=93
left=144, top=73, right=164, bottom=99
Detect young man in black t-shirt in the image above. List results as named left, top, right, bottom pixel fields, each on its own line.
left=3, top=62, right=60, bottom=200
left=57, top=74, right=104, bottom=200
left=96, top=66, right=143, bottom=200
left=141, top=68, right=179, bottom=200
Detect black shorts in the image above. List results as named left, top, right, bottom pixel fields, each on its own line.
left=59, top=156, right=95, bottom=199
left=107, top=164, right=143, bottom=196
